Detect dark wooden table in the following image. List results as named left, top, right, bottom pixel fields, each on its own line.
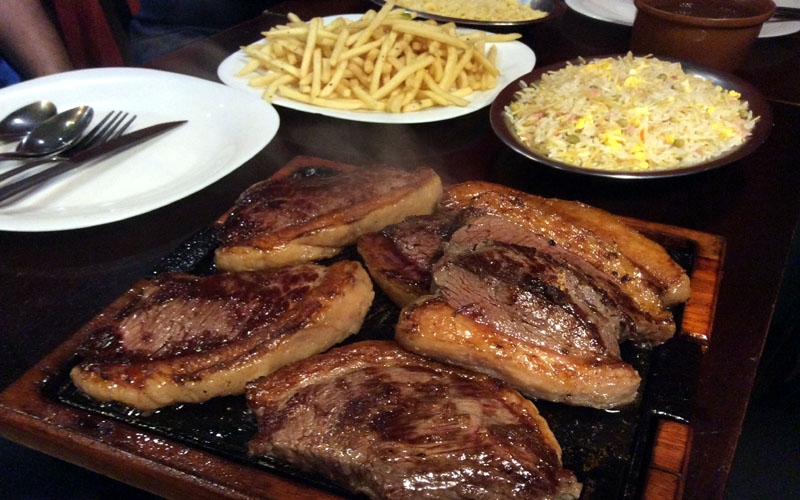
left=2, top=1, right=799, bottom=499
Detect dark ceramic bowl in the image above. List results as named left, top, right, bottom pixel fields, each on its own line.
left=630, top=0, right=776, bottom=72
left=490, top=55, right=773, bottom=179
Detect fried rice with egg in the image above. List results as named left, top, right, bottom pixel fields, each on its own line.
left=505, top=53, right=758, bottom=172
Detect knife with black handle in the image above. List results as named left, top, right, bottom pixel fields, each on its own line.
left=773, top=6, right=800, bottom=20
left=0, top=120, right=187, bottom=203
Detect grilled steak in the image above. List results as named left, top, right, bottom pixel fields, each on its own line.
left=359, top=181, right=691, bottom=407
left=435, top=240, right=631, bottom=359
left=246, top=340, right=582, bottom=500
left=446, top=189, right=675, bottom=344
left=215, top=156, right=443, bottom=271
left=70, top=261, right=374, bottom=411
left=448, top=214, right=674, bottom=343
left=396, top=240, right=643, bottom=409
left=357, top=208, right=464, bottom=307
left=360, top=182, right=685, bottom=344
left=443, top=181, right=691, bottom=307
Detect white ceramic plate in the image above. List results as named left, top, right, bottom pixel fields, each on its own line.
left=565, top=0, right=800, bottom=38
left=217, top=14, right=536, bottom=124
left=565, top=0, right=636, bottom=24
left=0, top=68, right=279, bottom=232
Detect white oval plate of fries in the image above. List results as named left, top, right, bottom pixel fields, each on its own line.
left=217, top=12, right=536, bottom=124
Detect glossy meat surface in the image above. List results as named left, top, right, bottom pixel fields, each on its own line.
left=448, top=215, right=673, bottom=343
left=215, top=156, right=442, bottom=271
left=246, top=340, right=582, bottom=500
left=442, top=185, right=677, bottom=344
left=443, top=181, right=690, bottom=306
left=434, top=240, right=629, bottom=360
left=397, top=232, right=646, bottom=411
left=358, top=181, right=683, bottom=344
left=71, top=261, right=374, bottom=411
left=357, top=208, right=464, bottom=306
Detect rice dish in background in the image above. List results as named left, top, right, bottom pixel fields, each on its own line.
left=397, top=0, right=547, bottom=22
left=504, top=54, right=758, bottom=172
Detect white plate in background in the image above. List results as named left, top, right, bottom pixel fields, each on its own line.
left=565, top=0, right=800, bottom=38
left=0, top=67, right=279, bottom=231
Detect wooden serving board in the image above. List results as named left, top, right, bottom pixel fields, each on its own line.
left=616, top=218, right=723, bottom=500
left=0, top=218, right=724, bottom=500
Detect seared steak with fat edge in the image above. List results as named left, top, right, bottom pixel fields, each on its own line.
left=215, top=156, right=443, bottom=271
left=246, top=340, right=582, bottom=500
left=70, top=261, right=374, bottom=411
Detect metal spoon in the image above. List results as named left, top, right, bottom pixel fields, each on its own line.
left=0, top=100, right=58, bottom=141
left=0, top=105, right=93, bottom=160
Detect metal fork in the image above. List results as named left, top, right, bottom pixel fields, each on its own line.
left=0, top=111, right=136, bottom=184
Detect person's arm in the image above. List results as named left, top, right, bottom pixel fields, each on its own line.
left=0, top=0, right=73, bottom=79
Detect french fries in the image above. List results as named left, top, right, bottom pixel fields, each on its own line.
left=235, top=0, right=520, bottom=113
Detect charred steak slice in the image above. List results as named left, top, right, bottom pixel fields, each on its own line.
left=70, top=261, right=374, bottom=411
left=443, top=181, right=691, bottom=307
left=449, top=215, right=674, bottom=344
left=215, top=156, right=443, bottom=271
left=358, top=181, right=688, bottom=342
left=246, top=340, right=582, bottom=500
left=357, top=208, right=464, bottom=307
left=396, top=241, right=642, bottom=409
left=435, top=240, right=632, bottom=359
left=443, top=187, right=676, bottom=344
